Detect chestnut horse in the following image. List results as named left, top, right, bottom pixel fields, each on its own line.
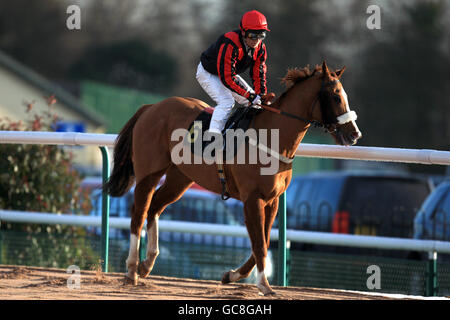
left=105, top=61, right=362, bottom=295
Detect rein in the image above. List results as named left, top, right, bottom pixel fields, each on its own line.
left=257, top=79, right=343, bottom=133
left=257, top=103, right=319, bottom=126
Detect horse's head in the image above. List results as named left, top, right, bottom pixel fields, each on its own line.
left=312, top=61, right=362, bottom=146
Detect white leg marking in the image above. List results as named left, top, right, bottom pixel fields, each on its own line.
left=126, top=234, right=140, bottom=268
left=256, top=268, right=274, bottom=295
left=256, top=269, right=266, bottom=287
left=147, top=217, right=159, bottom=258
left=229, top=269, right=242, bottom=282
left=255, top=256, right=274, bottom=295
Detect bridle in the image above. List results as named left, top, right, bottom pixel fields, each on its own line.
left=258, top=78, right=357, bottom=134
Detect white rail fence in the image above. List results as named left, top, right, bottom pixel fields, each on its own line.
left=1, top=210, right=450, bottom=254
left=1, top=130, right=450, bottom=165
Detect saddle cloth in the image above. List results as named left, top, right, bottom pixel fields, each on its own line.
left=186, top=106, right=263, bottom=160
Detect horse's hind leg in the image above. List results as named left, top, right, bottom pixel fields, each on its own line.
left=126, top=170, right=166, bottom=284
left=138, top=165, right=194, bottom=278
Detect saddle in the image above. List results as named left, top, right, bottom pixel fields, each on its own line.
left=225, top=92, right=276, bottom=132
left=186, top=106, right=260, bottom=158
left=186, top=93, right=276, bottom=200
left=186, top=93, right=276, bottom=157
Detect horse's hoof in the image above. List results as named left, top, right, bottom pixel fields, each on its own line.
left=258, top=289, right=276, bottom=296
left=264, top=290, right=276, bottom=297
left=221, top=271, right=231, bottom=284
left=123, top=275, right=138, bottom=286
left=138, top=262, right=150, bottom=278
left=257, top=284, right=276, bottom=296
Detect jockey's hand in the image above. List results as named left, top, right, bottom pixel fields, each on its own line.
left=247, top=93, right=262, bottom=107
left=261, top=93, right=276, bottom=105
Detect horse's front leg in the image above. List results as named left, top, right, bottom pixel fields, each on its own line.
left=222, top=198, right=279, bottom=287
left=243, top=194, right=275, bottom=295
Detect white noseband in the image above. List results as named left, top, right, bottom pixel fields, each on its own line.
left=337, top=110, right=357, bottom=125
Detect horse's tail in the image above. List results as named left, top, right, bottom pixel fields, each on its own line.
left=103, top=105, right=152, bottom=197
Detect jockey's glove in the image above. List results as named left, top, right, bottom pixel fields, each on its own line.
left=247, top=93, right=262, bottom=107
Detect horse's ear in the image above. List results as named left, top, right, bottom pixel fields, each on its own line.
left=336, top=66, right=346, bottom=79
left=322, top=61, right=331, bottom=78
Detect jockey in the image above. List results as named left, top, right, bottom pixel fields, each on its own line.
left=196, top=10, right=269, bottom=134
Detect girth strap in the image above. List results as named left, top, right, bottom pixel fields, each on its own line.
left=217, top=162, right=231, bottom=200
left=247, top=137, right=295, bottom=164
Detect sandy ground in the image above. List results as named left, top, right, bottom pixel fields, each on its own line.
left=0, top=264, right=412, bottom=300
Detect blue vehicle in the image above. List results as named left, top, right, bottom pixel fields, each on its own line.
left=414, top=181, right=450, bottom=241
left=284, top=170, right=433, bottom=259
left=284, top=170, right=432, bottom=238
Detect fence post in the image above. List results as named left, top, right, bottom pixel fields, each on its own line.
left=277, top=192, right=287, bottom=286
left=426, top=251, right=437, bottom=296
left=99, top=146, right=110, bottom=273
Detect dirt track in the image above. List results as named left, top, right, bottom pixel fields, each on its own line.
left=0, top=265, right=410, bottom=300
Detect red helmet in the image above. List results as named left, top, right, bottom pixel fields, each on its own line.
left=240, top=10, right=270, bottom=32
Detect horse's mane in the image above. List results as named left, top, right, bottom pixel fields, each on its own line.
left=281, top=65, right=321, bottom=89
left=277, top=65, right=322, bottom=103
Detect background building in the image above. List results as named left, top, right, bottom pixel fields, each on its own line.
left=0, top=50, right=106, bottom=172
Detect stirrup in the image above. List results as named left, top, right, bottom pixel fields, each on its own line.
left=217, top=163, right=230, bottom=201
left=220, top=178, right=231, bottom=200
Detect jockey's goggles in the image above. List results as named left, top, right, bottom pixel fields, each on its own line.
left=246, top=31, right=266, bottom=40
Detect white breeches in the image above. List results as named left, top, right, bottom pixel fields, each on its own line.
left=196, top=62, right=254, bottom=133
